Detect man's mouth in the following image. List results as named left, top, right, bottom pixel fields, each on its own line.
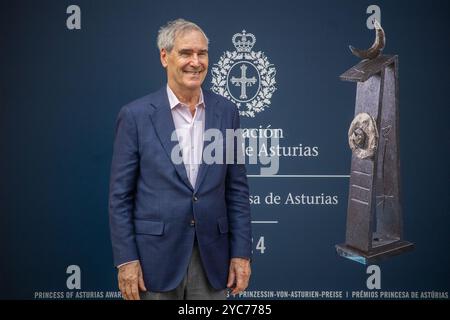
left=184, top=70, right=202, bottom=75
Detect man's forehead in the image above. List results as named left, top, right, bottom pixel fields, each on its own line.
left=177, top=47, right=208, bottom=52
left=174, top=30, right=207, bottom=44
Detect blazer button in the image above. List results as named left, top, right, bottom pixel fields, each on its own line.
left=190, top=219, right=195, bottom=227
left=193, top=196, right=198, bottom=202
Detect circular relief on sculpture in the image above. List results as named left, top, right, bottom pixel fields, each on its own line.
left=348, top=112, right=379, bottom=160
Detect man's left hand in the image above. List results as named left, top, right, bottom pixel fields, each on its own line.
left=227, top=258, right=251, bottom=295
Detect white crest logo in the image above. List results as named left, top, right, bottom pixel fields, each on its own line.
left=211, top=30, right=277, bottom=117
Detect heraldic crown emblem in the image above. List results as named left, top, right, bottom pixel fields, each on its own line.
left=211, top=30, right=277, bottom=118
left=232, top=30, right=256, bottom=52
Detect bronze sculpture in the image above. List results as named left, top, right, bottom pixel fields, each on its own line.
left=336, top=20, right=414, bottom=264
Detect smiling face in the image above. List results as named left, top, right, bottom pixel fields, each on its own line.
left=160, top=29, right=209, bottom=94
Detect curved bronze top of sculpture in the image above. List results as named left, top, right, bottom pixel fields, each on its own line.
left=349, top=20, right=385, bottom=60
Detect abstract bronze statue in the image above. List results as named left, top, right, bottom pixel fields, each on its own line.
left=336, top=20, right=414, bottom=264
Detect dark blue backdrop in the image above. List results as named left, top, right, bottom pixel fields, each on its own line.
left=0, top=0, right=449, bottom=299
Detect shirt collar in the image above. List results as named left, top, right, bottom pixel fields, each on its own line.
left=166, top=85, right=205, bottom=110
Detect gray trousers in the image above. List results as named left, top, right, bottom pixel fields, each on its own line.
left=139, top=242, right=228, bottom=300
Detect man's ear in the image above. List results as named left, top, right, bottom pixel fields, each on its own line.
left=160, top=49, right=168, bottom=68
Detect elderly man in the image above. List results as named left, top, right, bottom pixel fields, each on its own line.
left=109, top=19, right=252, bottom=300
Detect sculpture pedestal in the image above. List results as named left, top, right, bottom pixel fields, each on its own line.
left=336, top=240, right=414, bottom=265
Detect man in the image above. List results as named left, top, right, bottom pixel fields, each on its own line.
left=109, top=19, right=252, bottom=300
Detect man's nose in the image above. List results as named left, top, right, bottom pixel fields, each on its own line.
left=190, top=54, right=200, bottom=67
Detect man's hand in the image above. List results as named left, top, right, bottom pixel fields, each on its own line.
left=227, top=258, right=251, bottom=296
left=118, top=261, right=147, bottom=300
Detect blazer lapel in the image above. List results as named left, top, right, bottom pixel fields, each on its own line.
left=194, top=90, right=220, bottom=192
left=148, top=88, right=193, bottom=191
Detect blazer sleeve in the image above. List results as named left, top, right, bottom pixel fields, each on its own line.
left=225, top=105, right=253, bottom=260
left=108, top=106, right=140, bottom=267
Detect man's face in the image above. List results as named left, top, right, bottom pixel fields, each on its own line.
left=161, top=30, right=208, bottom=92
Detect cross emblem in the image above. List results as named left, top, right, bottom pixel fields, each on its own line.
left=231, top=64, right=257, bottom=100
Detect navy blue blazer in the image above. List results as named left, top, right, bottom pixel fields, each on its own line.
left=109, top=87, right=252, bottom=292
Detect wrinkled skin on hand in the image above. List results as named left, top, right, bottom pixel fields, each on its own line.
left=227, top=258, right=251, bottom=296
left=118, top=261, right=147, bottom=300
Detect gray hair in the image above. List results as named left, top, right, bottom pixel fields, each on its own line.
left=157, top=18, right=209, bottom=52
